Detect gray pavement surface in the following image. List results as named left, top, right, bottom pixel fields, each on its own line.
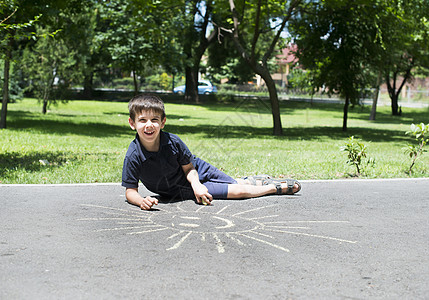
left=1, top=179, right=428, bottom=299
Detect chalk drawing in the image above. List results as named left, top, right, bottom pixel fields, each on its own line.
left=79, top=203, right=357, bottom=254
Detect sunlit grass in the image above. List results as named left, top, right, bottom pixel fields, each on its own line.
left=0, top=97, right=428, bottom=184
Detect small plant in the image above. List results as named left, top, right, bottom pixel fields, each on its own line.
left=404, top=123, right=428, bottom=174
left=341, top=136, right=375, bottom=176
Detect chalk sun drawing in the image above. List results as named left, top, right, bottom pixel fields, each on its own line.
left=79, top=203, right=357, bottom=253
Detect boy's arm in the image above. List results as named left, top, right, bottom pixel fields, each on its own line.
left=182, top=163, right=213, bottom=205
left=125, top=187, right=158, bottom=210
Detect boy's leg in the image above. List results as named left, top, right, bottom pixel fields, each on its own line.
left=227, top=184, right=275, bottom=199
left=193, top=156, right=237, bottom=184
left=193, top=157, right=300, bottom=199
left=226, top=181, right=300, bottom=199
left=235, top=178, right=266, bottom=185
left=235, top=178, right=251, bottom=185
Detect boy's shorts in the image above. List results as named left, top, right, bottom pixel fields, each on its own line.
left=194, top=156, right=237, bottom=199
left=178, top=156, right=237, bottom=199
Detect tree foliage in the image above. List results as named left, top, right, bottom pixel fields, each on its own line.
left=22, top=24, right=76, bottom=113
left=99, top=0, right=188, bottom=94
left=2, top=0, right=429, bottom=134
left=290, top=0, right=429, bottom=129
left=377, top=0, right=429, bottom=115
left=179, top=0, right=217, bottom=103
left=215, top=0, right=303, bottom=135
left=290, top=0, right=382, bottom=131
left=1, top=0, right=78, bottom=126
left=20, top=1, right=90, bottom=113
left=208, top=41, right=253, bottom=84
left=1, top=0, right=42, bottom=128
left=66, top=2, right=112, bottom=99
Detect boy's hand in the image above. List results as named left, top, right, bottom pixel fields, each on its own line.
left=192, top=183, right=213, bottom=205
left=140, top=196, right=158, bottom=210
left=125, top=188, right=158, bottom=210
left=182, top=163, right=213, bottom=205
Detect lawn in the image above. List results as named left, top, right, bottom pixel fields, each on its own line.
left=0, top=97, right=428, bottom=184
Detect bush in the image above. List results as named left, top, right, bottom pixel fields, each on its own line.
left=112, top=78, right=134, bottom=89
left=341, top=136, right=375, bottom=176
left=405, top=123, right=428, bottom=174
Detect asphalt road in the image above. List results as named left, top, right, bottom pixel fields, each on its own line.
left=1, top=179, right=428, bottom=299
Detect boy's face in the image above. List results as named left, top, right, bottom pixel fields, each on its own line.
left=129, top=110, right=166, bottom=147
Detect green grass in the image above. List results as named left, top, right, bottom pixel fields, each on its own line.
left=1, top=97, right=428, bottom=184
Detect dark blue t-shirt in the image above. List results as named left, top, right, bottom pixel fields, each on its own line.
left=121, top=131, right=194, bottom=198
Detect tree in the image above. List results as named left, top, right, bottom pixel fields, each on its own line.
left=102, top=0, right=154, bottom=94
left=100, top=0, right=184, bottom=95
left=22, top=24, right=76, bottom=113
left=181, top=0, right=216, bottom=103
left=20, top=1, right=91, bottom=113
left=0, top=4, right=15, bottom=129
left=1, top=0, right=79, bottom=127
left=99, top=0, right=151, bottom=94
left=125, top=0, right=217, bottom=102
left=217, top=0, right=303, bottom=136
left=70, top=2, right=112, bottom=99
left=289, top=0, right=381, bottom=131
left=207, top=29, right=262, bottom=84
left=378, top=0, right=429, bottom=116
left=0, top=1, right=42, bottom=128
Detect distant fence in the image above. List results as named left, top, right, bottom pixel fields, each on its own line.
left=221, top=84, right=429, bottom=105
left=64, top=85, right=429, bottom=107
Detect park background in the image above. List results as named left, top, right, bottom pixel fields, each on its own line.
left=1, top=0, right=428, bottom=184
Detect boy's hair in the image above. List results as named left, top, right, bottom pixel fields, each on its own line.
left=128, top=94, right=166, bottom=121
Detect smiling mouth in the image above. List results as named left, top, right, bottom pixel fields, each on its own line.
left=144, top=131, right=155, bottom=136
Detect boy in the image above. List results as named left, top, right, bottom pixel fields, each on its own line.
left=122, top=94, right=301, bottom=210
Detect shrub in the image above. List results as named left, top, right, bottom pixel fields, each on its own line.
left=341, top=136, right=375, bottom=176
left=404, top=123, right=428, bottom=174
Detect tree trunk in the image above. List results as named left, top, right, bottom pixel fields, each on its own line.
left=42, top=74, right=55, bottom=114
left=182, top=0, right=215, bottom=104
left=132, top=70, right=139, bottom=95
left=42, top=99, right=48, bottom=114
left=342, top=96, right=349, bottom=131
left=226, top=0, right=299, bottom=136
left=182, top=1, right=199, bottom=104
left=185, top=66, right=199, bottom=103
left=386, top=78, right=400, bottom=116
left=369, top=72, right=381, bottom=121
left=391, top=94, right=400, bottom=115
left=0, top=37, right=12, bottom=129
left=172, top=73, right=175, bottom=92
left=82, top=72, right=94, bottom=99
left=260, top=72, right=283, bottom=136
left=385, top=68, right=410, bottom=116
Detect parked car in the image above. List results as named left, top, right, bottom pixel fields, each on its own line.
left=173, top=80, right=218, bottom=95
